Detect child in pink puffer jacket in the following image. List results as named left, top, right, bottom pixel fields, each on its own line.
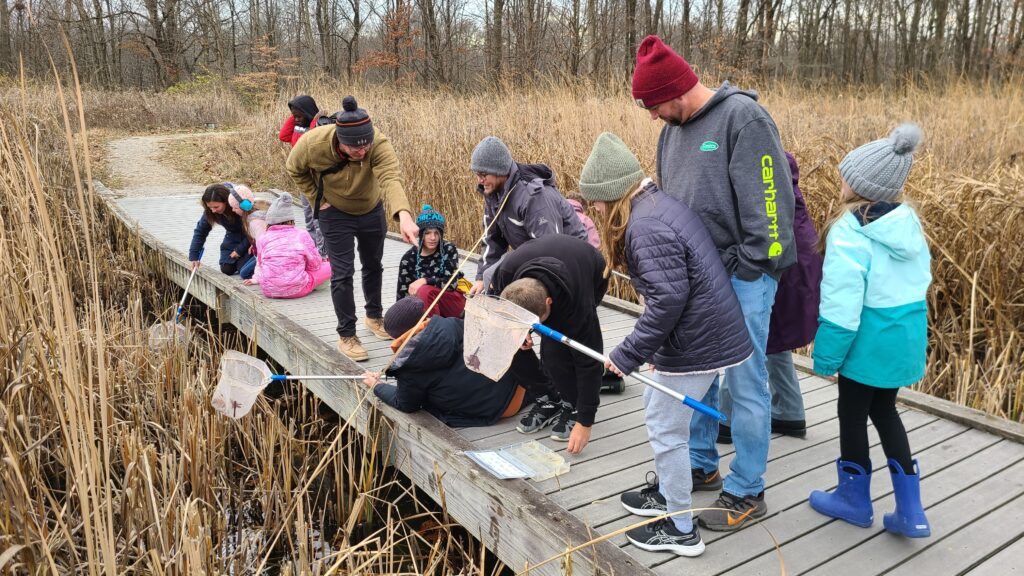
left=243, top=192, right=331, bottom=299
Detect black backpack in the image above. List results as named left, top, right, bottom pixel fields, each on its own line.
left=314, top=112, right=338, bottom=127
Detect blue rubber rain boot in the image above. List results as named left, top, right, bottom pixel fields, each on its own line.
left=809, top=460, right=874, bottom=527
left=883, top=459, right=931, bottom=538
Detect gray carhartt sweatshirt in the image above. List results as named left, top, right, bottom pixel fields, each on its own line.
left=656, top=82, right=796, bottom=280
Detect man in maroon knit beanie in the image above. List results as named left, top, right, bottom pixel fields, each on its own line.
left=629, top=35, right=796, bottom=546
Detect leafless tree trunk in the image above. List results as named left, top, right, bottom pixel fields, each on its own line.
left=1, top=0, right=13, bottom=72
left=418, top=0, right=445, bottom=84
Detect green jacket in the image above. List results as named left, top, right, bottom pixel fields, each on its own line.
left=285, top=124, right=412, bottom=220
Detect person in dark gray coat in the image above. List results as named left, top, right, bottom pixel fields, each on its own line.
left=467, top=136, right=589, bottom=294
left=580, top=132, right=752, bottom=557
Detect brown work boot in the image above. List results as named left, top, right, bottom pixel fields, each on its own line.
left=337, top=336, right=369, bottom=362
left=365, top=316, right=392, bottom=340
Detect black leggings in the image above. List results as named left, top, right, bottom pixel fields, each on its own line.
left=837, top=375, right=914, bottom=474
left=219, top=253, right=252, bottom=276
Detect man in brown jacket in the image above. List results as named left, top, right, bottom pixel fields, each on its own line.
left=286, top=95, right=419, bottom=361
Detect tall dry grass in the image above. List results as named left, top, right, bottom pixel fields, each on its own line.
left=0, top=75, right=499, bottom=573
left=160, top=80, right=1024, bottom=423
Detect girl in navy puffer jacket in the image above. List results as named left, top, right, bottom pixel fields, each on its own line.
left=579, top=132, right=752, bottom=558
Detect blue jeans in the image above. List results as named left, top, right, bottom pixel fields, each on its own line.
left=690, top=274, right=777, bottom=497
left=720, top=350, right=806, bottom=422
left=239, top=255, right=257, bottom=280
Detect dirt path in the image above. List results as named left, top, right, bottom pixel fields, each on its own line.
left=105, top=132, right=234, bottom=198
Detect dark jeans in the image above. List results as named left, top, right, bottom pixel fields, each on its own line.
left=319, top=202, right=387, bottom=337
left=837, top=375, right=914, bottom=474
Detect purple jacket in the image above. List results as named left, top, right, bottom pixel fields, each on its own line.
left=609, top=182, right=752, bottom=375
left=767, top=154, right=823, bottom=354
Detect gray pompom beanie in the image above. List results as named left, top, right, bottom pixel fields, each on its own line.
left=471, top=136, right=514, bottom=176
left=266, top=192, right=295, bottom=225
left=579, top=132, right=646, bottom=202
left=839, top=123, right=923, bottom=202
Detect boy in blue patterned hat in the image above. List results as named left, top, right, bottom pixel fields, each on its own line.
left=395, top=205, right=467, bottom=318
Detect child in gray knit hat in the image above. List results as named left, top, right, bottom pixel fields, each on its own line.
left=809, top=123, right=932, bottom=539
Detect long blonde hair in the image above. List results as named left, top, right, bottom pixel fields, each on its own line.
left=597, top=183, right=643, bottom=278
left=818, top=183, right=922, bottom=254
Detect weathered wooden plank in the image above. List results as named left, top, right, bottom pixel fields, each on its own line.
left=613, top=416, right=966, bottom=571
left=471, top=389, right=648, bottom=449
left=715, top=430, right=1021, bottom=576
left=791, top=354, right=1024, bottom=444
left=883, top=491, right=1024, bottom=576
left=573, top=408, right=929, bottom=536
left=460, top=382, right=647, bottom=443
left=959, top=529, right=1024, bottom=575
left=807, top=442, right=1024, bottom=576
left=654, top=423, right=993, bottom=574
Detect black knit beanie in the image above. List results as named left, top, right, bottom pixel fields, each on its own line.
left=335, top=96, right=374, bottom=147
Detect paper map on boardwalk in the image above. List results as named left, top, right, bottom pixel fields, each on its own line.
left=465, top=441, right=569, bottom=481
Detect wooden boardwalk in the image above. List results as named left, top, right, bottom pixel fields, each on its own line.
left=102, top=191, right=1024, bottom=576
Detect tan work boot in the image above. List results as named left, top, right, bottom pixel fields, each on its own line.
left=337, top=336, right=369, bottom=362
left=365, top=316, right=392, bottom=340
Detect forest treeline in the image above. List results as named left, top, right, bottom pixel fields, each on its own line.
left=2, top=0, right=1023, bottom=90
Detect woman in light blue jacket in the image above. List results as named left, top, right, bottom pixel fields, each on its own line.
left=809, top=124, right=931, bottom=538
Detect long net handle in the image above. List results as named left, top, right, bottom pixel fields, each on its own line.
left=529, top=323, right=727, bottom=422
left=174, top=248, right=203, bottom=323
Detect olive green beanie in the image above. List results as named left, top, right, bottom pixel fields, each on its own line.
left=579, top=132, right=646, bottom=202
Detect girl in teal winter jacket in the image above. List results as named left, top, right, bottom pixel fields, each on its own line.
left=809, top=124, right=931, bottom=538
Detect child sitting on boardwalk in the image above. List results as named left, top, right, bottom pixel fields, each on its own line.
left=189, top=183, right=253, bottom=275
left=580, top=133, right=752, bottom=557
left=395, top=205, right=466, bottom=318
left=809, top=124, right=931, bottom=538
left=242, top=193, right=331, bottom=299
left=363, top=296, right=528, bottom=427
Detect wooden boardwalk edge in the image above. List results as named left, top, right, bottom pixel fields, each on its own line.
left=98, top=186, right=650, bottom=576
left=791, top=344, right=1024, bottom=444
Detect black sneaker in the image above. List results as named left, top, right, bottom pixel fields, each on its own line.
left=620, top=471, right=667, bottom=516
left=717, top=423, right=733, bottom=444
left=516, top=396, right=561, bottom=433
left=600, top=371, right=625, bottom=393
left=549, top=404, right=576, bottom=441
left=698, top=491, right=768, bottom=532
left=625, top=518, right=705, bottom=557
left=771, top=418, right=808, bottom=438
left=691, top=468, right=724, bottom=492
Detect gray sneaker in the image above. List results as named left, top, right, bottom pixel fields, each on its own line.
left=517, top=397, right=561, bottom=433
left=549, top=405, right=577, bottom=441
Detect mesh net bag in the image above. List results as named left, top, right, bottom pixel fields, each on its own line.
left=211, top=350, right=272, bottom=419
left=462, top=295, right=538, bottom=381
left=147, top=322, right=188, bottom=352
